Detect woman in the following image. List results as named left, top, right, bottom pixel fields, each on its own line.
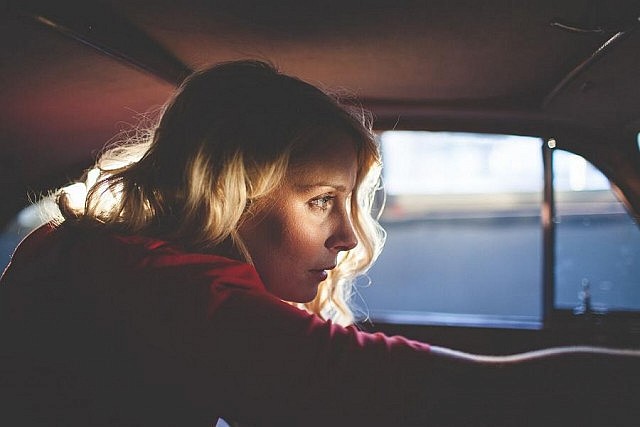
left=1, top=60, right=638, bottom=427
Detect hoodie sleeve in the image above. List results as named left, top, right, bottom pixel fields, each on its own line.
left=2, top=224, right=639, bottom=427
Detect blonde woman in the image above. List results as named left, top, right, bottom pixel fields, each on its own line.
left=1, top=60, right=638, bottom=427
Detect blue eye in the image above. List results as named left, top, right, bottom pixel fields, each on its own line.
left=309, top=195, right=334, bottom=211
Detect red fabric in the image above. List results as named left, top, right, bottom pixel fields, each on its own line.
left=3, top=224, right=638, bottom=426
left=0, top=223, right=439, bottom=426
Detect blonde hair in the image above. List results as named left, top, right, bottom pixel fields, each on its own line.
left=57, top=60, right=385, bottom=326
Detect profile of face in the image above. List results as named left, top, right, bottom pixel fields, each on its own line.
left=239, top=135, right=359, bottom=303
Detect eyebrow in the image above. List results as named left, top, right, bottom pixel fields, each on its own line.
left=295, top=182, right=349, bottom=192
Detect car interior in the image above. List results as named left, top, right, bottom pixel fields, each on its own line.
left=1, top=0, right=640, bottom=415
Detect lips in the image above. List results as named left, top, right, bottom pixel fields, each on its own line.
left=309, top=265, right=335, bottom=282
left=311, top=270, right=328, bottom=281
left=309, top=264, right=336, bottom=282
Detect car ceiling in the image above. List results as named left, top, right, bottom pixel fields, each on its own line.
left=1, top=0, right=640, bottom=226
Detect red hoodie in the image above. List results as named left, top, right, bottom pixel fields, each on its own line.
left=1, top=223, right=638, bottom=426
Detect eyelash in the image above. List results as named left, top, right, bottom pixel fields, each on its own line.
left=309, top=194, right=335, bottom=211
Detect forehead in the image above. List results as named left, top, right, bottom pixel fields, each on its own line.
left=288, top=136, right=358, bottom=187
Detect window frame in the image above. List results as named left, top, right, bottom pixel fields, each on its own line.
left=365, top=130, right=640, bottom=333
left=545, top=139, right=640, bottom=337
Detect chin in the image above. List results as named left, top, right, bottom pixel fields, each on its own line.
left=295, top=293, right=318, bottom=304
left=267, top=282, right=319, bottom=304
left=286, top=289, right=319, bottom=304
left=287, top=284, right=321, bottom=304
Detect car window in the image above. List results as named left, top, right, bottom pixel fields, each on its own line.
left=554, top=149, right=640, bottom=312
left=357, top=131, right=544, bottom=328
left=0, top=199, right=57, bottom=272
left=356, top=131, right=640, bottom=328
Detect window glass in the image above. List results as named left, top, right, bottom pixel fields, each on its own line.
left=554, top=150, right=640, bottom=312
left=0, top=199, right=56, bottom=273
left=357, top=131, right=544, bottom=327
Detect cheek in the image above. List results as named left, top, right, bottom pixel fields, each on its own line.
left=280, top=208, right=328, bottom=254
left=263, top=214, right=286, bottom=248
left=254, top=209, right=306, bottom=263
left=284, top=222, right=318, bottom=255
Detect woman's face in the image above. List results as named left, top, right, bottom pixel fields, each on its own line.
left=239, top=136, right=359, bottom=302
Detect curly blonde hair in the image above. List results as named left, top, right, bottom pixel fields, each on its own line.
left=57, top=60, right=385, bottom=326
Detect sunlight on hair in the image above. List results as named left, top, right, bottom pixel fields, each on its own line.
left=63, top=168, right=101, bottom=212
left=90, top=175, right=125, bottom=218
left=59, top=135, right=153, bottom=219
left=61, top=182, right=89, bottom=212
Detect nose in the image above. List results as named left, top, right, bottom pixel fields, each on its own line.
left=326, top=209, right=358, bottom=253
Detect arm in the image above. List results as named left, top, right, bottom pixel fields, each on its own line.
left=196, top=287, right=640, bottom=426
left=14, top=227, right=633, bottom=427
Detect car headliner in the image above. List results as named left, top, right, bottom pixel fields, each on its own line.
left=1, top=0, right=640, bottom=227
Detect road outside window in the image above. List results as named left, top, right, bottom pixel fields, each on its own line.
left=358, top=131, right=544, bottom=328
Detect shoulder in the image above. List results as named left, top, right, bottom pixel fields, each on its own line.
left=7, top=221, right=266, bottom=295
